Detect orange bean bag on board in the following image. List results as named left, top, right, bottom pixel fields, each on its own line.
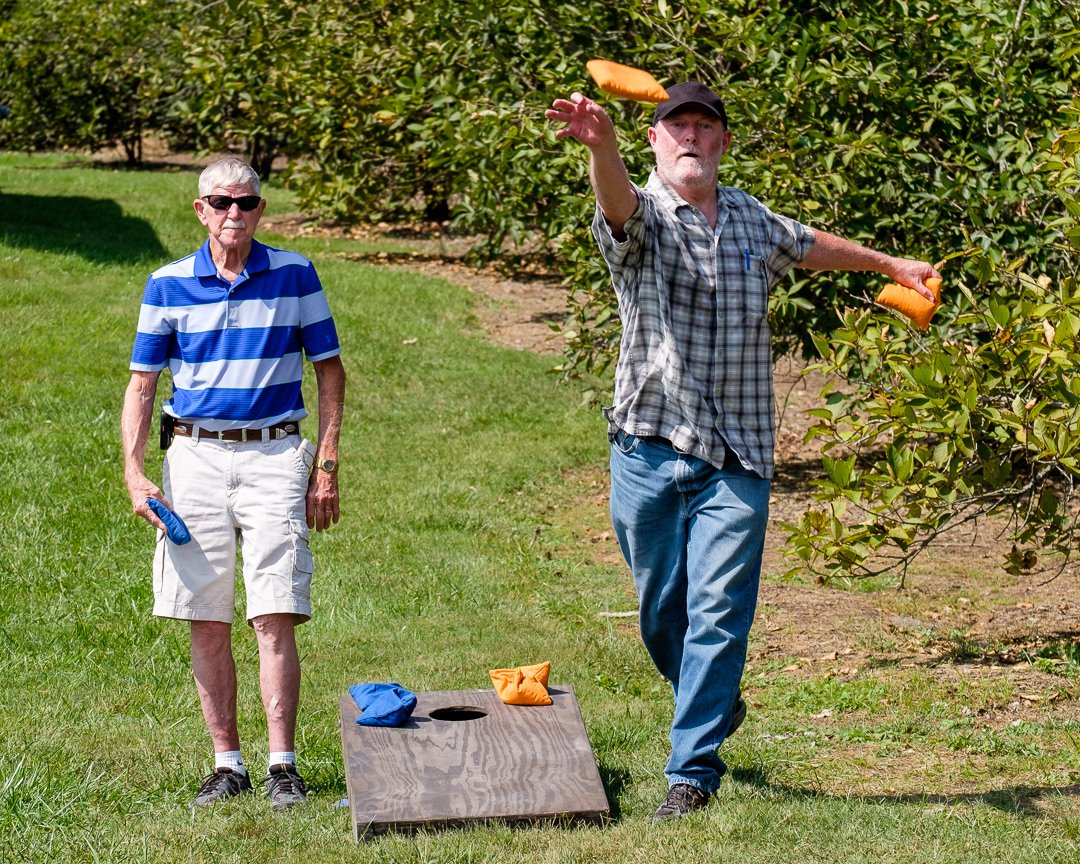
left=489, top=661, right=552, bottom=706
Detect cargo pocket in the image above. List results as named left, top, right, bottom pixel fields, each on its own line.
left=152, top=529, right=167, bottom=598
left=289, top=516, right=315, bottom=597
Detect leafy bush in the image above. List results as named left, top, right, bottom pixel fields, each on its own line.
left=202, top=0, right=1075, bottom=380
left=553, top=0, right=1080, bottom=367
left=782, top=101, right=1080, bottom=581
left=0, top=0, right=188, bottom=163
left=4, top=0, right=1080, bottom=580
left=170, top=0, right=1076, bottom=376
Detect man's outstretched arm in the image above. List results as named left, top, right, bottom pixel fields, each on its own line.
left=546, top=92, right=639, bottom=236
left=801, top=229, right=941, bottom=302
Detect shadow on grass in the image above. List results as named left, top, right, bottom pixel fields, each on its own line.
left=0, top=192, right=166, bottom=264
left=597, top=763, right=629, bottom=820
left=729, top=764, right=1080, bottom=817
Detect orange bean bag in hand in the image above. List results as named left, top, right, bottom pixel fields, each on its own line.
left=586, top=59, right=670, bottom=103
left=875, top=276, right=943, bottom=330
left=489, top=661, right=552, bottom=706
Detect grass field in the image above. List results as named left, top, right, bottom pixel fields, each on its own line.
left=0, top=153, right=1077, bottom=863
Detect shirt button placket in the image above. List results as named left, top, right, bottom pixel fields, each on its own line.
left=226, top=287, right=239, bottom=329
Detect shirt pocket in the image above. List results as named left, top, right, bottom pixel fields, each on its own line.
left=751, top=256, right=770, bottom=316
left=738, top=250, right=769, bottom=318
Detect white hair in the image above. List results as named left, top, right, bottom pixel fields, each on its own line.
left=198, top=158, right=261, bottom=197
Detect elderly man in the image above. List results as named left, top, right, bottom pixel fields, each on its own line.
left=547, top=83, right=939, bottom=820
left=121, top=157, right=346, bottom=809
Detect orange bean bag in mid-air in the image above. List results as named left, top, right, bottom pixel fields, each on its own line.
left=586, top=59, right=670, bottom=103
left=875, top=276, right=943, bottom=330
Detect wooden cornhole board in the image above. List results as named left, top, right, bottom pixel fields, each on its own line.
left=339, top=685, right=610, bottom=839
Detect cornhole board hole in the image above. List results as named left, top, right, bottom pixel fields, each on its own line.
left=339, top=685, right=610, bottom=839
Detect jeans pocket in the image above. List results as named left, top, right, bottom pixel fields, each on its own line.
left=610, top=428, right=640, bottom=455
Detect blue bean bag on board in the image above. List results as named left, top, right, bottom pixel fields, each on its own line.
left=349, top=682, right=418, bottom=727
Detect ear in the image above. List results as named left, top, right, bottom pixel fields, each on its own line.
left=193, top=199, right=210, bottom=227
left=720, top=129, right=733, bottom=156
left=647, top=125, right=658, bottom=150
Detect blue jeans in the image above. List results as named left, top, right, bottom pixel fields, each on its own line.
left=609, top=430, right=769, bottom=793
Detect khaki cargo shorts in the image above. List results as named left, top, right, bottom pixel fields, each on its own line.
left=152, top=433, right=316, bottom=625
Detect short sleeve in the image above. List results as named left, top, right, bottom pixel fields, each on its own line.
left=297, top=261, right=340, bottom=362
left=763, top=209, right=815, bottom=286
left=129, top=274, right=173, bottom=372
left=591, top=191, right=648, bottom=292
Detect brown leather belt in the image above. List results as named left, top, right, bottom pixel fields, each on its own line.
left=173, top=421, right=299, bottom=442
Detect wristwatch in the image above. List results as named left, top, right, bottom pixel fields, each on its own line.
left=316, top=457, right=338, bottom=474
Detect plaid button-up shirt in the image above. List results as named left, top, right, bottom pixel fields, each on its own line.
left=594, top=170, right=815, bottom=480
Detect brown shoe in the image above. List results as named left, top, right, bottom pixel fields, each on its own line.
left=649, top=783, right=710, bottom=821
left=189, top=767, right=253, bottom=808
left=264, top=762, right=308, bottom=810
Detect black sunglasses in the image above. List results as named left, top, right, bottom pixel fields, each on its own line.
left=201, top=194, right=263, bottom=211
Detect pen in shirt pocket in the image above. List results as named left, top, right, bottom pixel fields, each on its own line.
left=744, top=248, right=764, bottom=272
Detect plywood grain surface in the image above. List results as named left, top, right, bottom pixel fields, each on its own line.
left=339, top=686, right=609, bottom=839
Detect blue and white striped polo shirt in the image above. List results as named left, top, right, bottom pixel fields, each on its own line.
left=130, top=238, right=340, bottom=431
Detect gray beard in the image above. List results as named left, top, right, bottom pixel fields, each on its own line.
left=656, top=153, right=719, bottom=192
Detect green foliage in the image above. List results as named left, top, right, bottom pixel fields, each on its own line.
left=0, top=0, right=188, bottom=163
left=4, top=1, right=1080, bottom=583
left=171, top=0, right=1077, bottom=377
left=4, top=1, right=1078, bottom=366
left=172, top=0, right=330, bottom=177
left=555, top=0, right=1080, bottom=368
left=235, top=0, right=1079, bottom=381
left=782, top=102, right=1080, bottom=582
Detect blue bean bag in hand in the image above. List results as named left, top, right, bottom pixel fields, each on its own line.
left=146, top=498, right=192, bottom=545
left=349, top=682, right=417, bottom=727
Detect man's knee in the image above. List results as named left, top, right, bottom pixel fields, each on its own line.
left=190, top=619, right=233, bottom=650
left=251, top=613, right=298, bottom=650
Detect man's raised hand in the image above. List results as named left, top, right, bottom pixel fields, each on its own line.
left=545, top=93, right=617, bottom=150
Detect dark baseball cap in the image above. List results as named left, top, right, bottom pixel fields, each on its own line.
left=653, top=82, right=728, bottom=128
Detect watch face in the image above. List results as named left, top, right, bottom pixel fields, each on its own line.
left=320, top=458, right=337, bottom=473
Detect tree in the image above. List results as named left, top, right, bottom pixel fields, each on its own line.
left=0, top=0, right=189, bottom=163
left=554, top=0, right=1080, bottom=369
left=782, top=100, right=1080, bottom=583
left=4, top=0, right=1080, bottom=580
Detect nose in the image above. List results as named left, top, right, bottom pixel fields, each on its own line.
left=227, top=202, right=244, bottom=217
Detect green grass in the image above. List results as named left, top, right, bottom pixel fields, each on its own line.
left=1, top=152, right=1077, bottom=863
